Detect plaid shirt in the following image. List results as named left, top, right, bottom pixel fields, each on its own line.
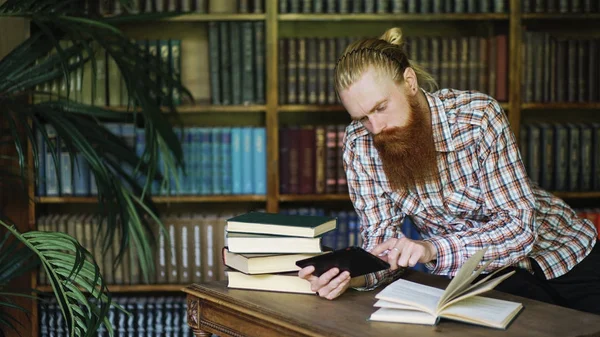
left=344, top=89, right=597, bottom=291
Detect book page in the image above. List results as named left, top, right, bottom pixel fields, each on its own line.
left=375, top=279, right=443, bottom=315
left=369, top=308, right=438, bottom=325
left=439, top=295, right=523, bottom=329
left=437, top=247, right=489, bottom=309
left=452, top=263, right=511, bottom=299
left=440, top=270, right=516, bottom=310
left=373, top=299, right=421, bottom=311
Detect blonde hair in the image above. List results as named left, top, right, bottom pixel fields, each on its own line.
left=334, top=27, right=438, bottom=94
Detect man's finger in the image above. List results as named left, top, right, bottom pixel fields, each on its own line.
left=298, top=265, right=315, bottom=279
left=370, top=239, right=397, bottom=255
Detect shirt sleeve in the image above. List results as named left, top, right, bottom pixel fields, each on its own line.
left=424, top=102, right=537, bottom=276
left=343, top=135, right=406, bottom=290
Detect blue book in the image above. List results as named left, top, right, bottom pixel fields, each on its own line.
left=183, top=127, right=193, bottom=195
left=553, top=123, right=568, bottom=191
left=56, top=133, right=72, bottom=196
left=135, top=128, right=147, bottom=193
left=73, top=153, right=90, bottom=196
left=212, top=128, right=223, bottom=195
left=221, top=128, right=232, bottom=194
left=241, top=127, right=253, bottom=194
left=200, top=128, right=212, bottom=195
left=170, top=128, right=183, bottom=195
left=336, top=210, right=349, bottom=250
left=231, top=128, right=243, bottom=194
left=35, top=128, right=46, bottom=196
left=190, top=127, right=202, bottom=195
left=120, top=123, right=136, bottom=191
left=252, top=127, right=266, bottom=195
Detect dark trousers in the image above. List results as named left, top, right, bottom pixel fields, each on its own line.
left=475, top=244, right=600, bottom=315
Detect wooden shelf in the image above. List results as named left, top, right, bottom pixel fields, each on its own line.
left=278, top=13, right=509, bottom=21
left=164, top=13, right=266, bottom=21
left=522, top=13, right=600, bottom=20
left=110, top=105, right=266, bottom=113
left=280, top=103, right=509, bottom=112
left=36, top=284, right=189, bottom=293
left=36, top=195, right=267, bottom=203
left=553, top=192, right=600, bottom=199
left=522, top=103, right=600, bottom=110
left=279, top=194, right=351, bottom=202
left=279, top=104, right=346, bottom=112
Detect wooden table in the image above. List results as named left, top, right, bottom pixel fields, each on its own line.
left=183, top=270, right=600, bottom=337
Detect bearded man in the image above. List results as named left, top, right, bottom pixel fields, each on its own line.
left=298, top=27, right=600, bottom=315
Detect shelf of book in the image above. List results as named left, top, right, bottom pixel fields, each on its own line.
left=36, top=195, right=267, bottom=203
left=279, top=194, right=351, bottom=202
left=553, top=192, right=600, bottom=199
left=110, top=105, right=266, bottom=113
left=279, top=103, right=509, bottom=112
left=279, top=105, right=347, bottom=112
left=522, top=13, right=600, bottom=20
left=36, top=284, right=188, bottom=293
left=278, top=13, right=510, bottom=22
left=522, top=103, right=600, bottom=110
left=164, top=13, right=266, bottom=21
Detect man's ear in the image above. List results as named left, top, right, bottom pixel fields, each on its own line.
left=403, top=67, right=419, bottom=96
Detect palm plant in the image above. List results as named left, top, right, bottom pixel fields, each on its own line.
left=0, top=0, right=190, bottom=335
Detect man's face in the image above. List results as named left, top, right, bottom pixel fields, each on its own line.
left=339, top=66, right=438, bottom=191
left=339, top=67, right=411, bottom=135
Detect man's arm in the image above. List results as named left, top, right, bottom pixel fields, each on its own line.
left=424, top=102, right=538, bottom=276
left=343, top=133, right=406, bottom=290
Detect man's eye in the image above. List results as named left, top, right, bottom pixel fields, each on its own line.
left=360, top=116, right=369, bottom=123
left=376, top=106, right=386, bottom=112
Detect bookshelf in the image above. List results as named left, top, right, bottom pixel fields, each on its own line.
left=19, top=0, right=600, bottom=336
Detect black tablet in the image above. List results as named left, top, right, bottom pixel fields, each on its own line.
left=295, top=246, right=390, bottom=277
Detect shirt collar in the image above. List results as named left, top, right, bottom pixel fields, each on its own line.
left=424, top=89, right=455, bottom=152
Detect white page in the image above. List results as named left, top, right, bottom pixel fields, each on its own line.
left=375, top=279, right=443, bottom=314
left=440, top=296, right=523, bottom=328
left=370, top=308, right=438, bottom=325
left=373, top=299, right=420, bottom=310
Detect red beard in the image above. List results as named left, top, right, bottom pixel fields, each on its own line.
left=373, top=95, right=438, bottom=191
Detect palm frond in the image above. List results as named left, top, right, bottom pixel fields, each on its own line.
left=1, top=222, right=124, bottom=337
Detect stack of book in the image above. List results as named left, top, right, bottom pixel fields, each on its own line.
left=222, top=211, right=337, bottom=294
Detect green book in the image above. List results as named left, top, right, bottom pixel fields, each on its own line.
left=226, top=212, right=336, bottom=238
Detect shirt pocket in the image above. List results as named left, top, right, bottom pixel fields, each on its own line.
left=443, top=184, right=483, bottom=216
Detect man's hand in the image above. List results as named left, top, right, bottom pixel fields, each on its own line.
left=298, top=266, right=363, bottom=300
left=371, top=237, right=437, bottom=270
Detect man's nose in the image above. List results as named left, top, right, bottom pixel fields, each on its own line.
left=369, top=115, right=385, bottom=134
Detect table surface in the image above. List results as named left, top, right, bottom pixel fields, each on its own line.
left=183, top=270, right=600, bottom=337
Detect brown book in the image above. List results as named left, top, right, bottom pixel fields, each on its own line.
left=458, top=37, right=469, bottom=90
left=478, top=37, right=488, bottom=94
left=278, top=39, right=287, bottom=104
left=468, top=37, right=479, bottom=91
left=215, top=213, right=228, bottom=281
left=289, top=126, right=300, bottom=194
left=299, top=126, right=315, bottom=194
left=488, top=35, right=497, bottom=97
left=336, top=124, right=348, bottom=194
left=314, top=126, right=326, bottom=194
left=449, top=37, right=459, bottom=89
left=209, top=0, right=236, bottom=13
left=326, top=38, right=337, bottom=104
left=325, top=125, right=338, bottom=193
left=495, top=34, right=508, bottom=101
left=430, top=37, right=440, bottom=88
left=440, top=38, right=450, bottom=88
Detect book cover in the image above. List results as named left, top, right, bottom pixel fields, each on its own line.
left=226, top=211, right=336, bottom=238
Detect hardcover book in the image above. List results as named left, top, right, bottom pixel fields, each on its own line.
left=369, top=247, right=522, bottom=329
left=226, top=211, right=336, bottom=238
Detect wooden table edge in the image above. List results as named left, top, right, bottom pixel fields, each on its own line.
left=182, top=283, right=333, bottom=337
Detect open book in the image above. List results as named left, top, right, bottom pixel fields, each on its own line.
left=369, top=247, right=523, bottom=329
